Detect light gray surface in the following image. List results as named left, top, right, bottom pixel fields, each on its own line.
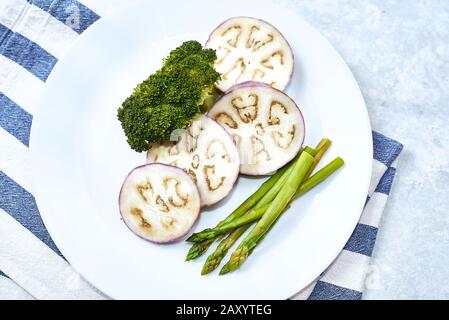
left=274, top=0, right=449, bottom=299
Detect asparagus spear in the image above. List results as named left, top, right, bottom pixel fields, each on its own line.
left=212, top=157, right=344, bottom=275
left=305, top=138, right=331, bottom=179
left=185, top=164, right=289, bottom=260
left=186, top=146, right=316, bottom=260
left=227, top=152, right=315, bottom=272
left=186, top=161, right=298, bottom=243
left=315, top=138, right=331, bottom=153
left=189, top=140, right=332, bottom=244
left=219, top=261, right=232, bottom=275
left=198, top=139, right=330, bottom=271
left=203, top=139, right=336, bottom=274
left=294, top=157, right=344, bottom=199
left=188, top=138, right=338, bottom=271
left=185, top=238, right=216, bottom=261
left=188, top=205, right=267, bottom=243
left=303, top=146, right=316, bottom=156
left=219, top=157, right=345, bottom=275
left=201, top=226, right=249, bottom=275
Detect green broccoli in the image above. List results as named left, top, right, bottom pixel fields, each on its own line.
left=117, top=40, right=221, bottom=152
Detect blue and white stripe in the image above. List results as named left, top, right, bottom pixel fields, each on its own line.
left=293, top=132, right=403, bottom=300
left=0, top=0, right=105, bottom=300
left=0, top=0, right=403, bottom=300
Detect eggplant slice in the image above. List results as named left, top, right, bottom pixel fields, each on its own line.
left=205, top=17, right=294, bottom=92
left=119, top=164, right=201, bottom=244
left=147, top=115, right=240, bottom=207
left=208, top=82, right=305, bottom=176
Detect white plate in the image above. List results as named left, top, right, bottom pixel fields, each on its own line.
left=30, top=0, right=372, bottom=299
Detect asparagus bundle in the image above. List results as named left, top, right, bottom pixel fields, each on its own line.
left=185, top=138, right=345, bottom=274
left=226, top=152, right=314, bottom=271
left=199, top=140, right=334, bottom=274
left=205, top=157, right=344, bottom=275
left=185, top=164, right=290, bottom=261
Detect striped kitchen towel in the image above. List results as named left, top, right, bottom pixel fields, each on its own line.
left=292, top=132, right=403, bottom=300
left=0, top=0, right=403, bottom=300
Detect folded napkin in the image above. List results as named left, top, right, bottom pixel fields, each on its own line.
left=0, top=0, right=403, bottom=300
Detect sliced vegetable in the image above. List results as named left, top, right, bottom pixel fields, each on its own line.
left=205, top=17, right=294, bottom=92
left=208, top=82, right=305, bottom=175
left=147, top=115, right=240, bottom=207
left=119, top=164, right=201, bottom=244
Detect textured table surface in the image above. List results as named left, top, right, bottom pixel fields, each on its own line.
left=273, top=0, right=449, bottom=299
left=2, top=0, right=446, bottom=300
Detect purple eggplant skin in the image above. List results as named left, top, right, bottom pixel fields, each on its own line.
left=199, top=116, right=241, bottom=209
left=118, top=163, right=201, bottom=244
left=208, top=81, right=271, bottom=111
left=208, top=82, right=306, bottom=177
left=205, top=16, right=295, bottom=92
left=223, top=81, right=273, bottom=94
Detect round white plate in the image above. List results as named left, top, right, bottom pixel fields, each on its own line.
left=30, top=0, right=372, bottom=299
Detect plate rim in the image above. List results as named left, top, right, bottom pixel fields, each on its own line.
left=30, top=0, right=373, bottom=299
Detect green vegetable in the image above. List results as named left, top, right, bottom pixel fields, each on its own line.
left=185, top=138, right=344, bottom=275
left=201, top=226, right=249, bottom=275
left=305, top=138, right=332, bottom=179
left=185, top=238, right=216, bottom=262
left=201, top=157, right=344, bottom=274
left=188, top=150, right=305, bottom=244
left=185, top=165, right=289, bottom=260
left=117, top=41, right=221, bottom=152
left=200, top=87, right=221, bottom=113
left=294, top=157, right=344, bottom=199
left=188, top=205, right=267, bottom=243
left=185, top=148, right=310, bottom=261
left=219, top=157, right=344, bottom=275
left=199, top=139, right=341, bottom=275
left=303, top=146, right=316, bottom=156
left=227, top=152, right=315, bottom=272
left=219, top=156, right=345, bottom=275
left=219, top=261, right=232, bottom=275
left=186, top=163, right=296, bottom=243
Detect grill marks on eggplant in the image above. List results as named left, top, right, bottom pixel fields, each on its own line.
left=155, top=195, right=170, bottom=213
left=206, top=17, right=294, bottom=92
left=261, top=51, right=285, bottom=70
left=208, top=83, right=305, bottom=175
left=221, top=25, right=242, bottom=48
left=246, top=25, right=274, bottom=51
left=204, top=165, right=226, bottom=191
left=164, top=177, right=189, bottom=208
left=215, top=113, right=239, bottom=129
left=137, top=179, right=153, bottom=203
left=231, top=94, right=259, bottom=123
left=131, top=208, right=152, bottom=230
left=268, top=101, right=288, bottom=125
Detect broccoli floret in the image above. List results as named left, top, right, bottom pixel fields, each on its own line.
left=117, top=40, right=221, bottom=152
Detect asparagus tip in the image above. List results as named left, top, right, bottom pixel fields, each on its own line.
left=185, top=254, right=196, bottom=262
left=219, top=264, right=231, bottom=275
left=201, top=269, right=209, bottom=276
